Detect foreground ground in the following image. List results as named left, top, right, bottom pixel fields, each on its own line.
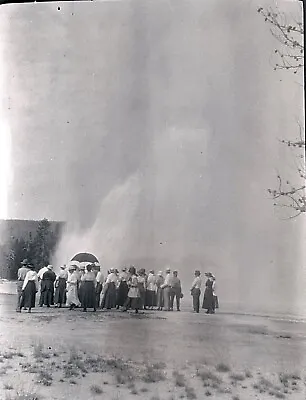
left=1, top=294, right=306, bottom=400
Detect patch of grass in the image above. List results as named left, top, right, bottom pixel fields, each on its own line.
left=37, top=370, right=53, bottom=386
left=3, top=352, right=16, bottom=360
left=204, top=390, right=212, bottom=397
left=229, top=373, right=246, bottom=382
left=90, top=385, right=103, bottom=394
left=69, top=380, right=77, bottom=385
left=216, top=363, right=231, bottom=373
left=4, top=383, right=14, bottom=390
left=33, top=344, right=49, bottom=360
left=173, top=370, right=186, bottom=387
left=245, top=369, right=253, bottom=378
left=63, top=364, right=79, bottom=378
left=185, top=386, right=197, bottom=399
left=197, top=369, right=222, bottom=387
left=142, top=364, right=166, bottom=383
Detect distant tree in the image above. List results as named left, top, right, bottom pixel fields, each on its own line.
left=29, top=218, right=57, bottom=270
left=258, top=6, right=305, bottom=218
left=5, top=236, right=28, bottom=279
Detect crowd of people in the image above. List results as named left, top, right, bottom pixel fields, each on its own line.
left=16, top=259, right=219, bottom=315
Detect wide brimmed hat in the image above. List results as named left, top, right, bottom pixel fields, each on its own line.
left=195, top=270, right=201, bottom=276
left=122, top=267, right=127, bottom=272
left=158, top=271, right=163, bottom=276
left=205, top=272, right=213, bottom=277
left=21, top=259, right=28, bottom=265
left=109, top=268, right=115, bottom=273
left=165, top=268, right=171, bottom=273
left=68, top=265, right=77, bottom=271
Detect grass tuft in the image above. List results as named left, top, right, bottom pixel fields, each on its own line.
left=90, top=385, right=103, bottom=394
left=216, top=363, right=231, bottom=373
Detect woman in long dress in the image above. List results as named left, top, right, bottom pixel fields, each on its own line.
left=156, top=271, right=164, bottom=311
left=116, top=267, right=129, bottom=309
left=66, top=265, right=81, bottom=310
left=202, top=272, right=215, bottom=314
left=95, top=267, right=104, bottom=309
left=101, top=268, right=118, bottom=310
left=212, top=275, right=219, bottom=311
left=77, top=266, right=86, bottom=307
left=80, top=264, right=97, bottom=312
left=19, top=264, right=39, bottom=313
left=137, top=268, right=147, bottom=310
left=122, top=266, right=141, bottom=313
left=54, top=265, right=68, bottom=308
left=146, top=270, right=157, bottom=309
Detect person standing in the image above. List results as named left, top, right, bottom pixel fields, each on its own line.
left=18, top=264, right=39, bottom=313
left=54, top=265, right=68, bottom=308
left=81, top=264, right=97, bottom=312
left=122, top=266, right=141, bottom=313
left=95, top=266, right=105, bottom=309
left=190, top=270, right=202, bottom=313
left=39, top=265, right=56, bottom=308
left=101, top=268, right=118, bottom=309
left=137, top=268, right=147, bottom=310
left=161, top=267, right=172, bottom=311
left=146, top=270, right=157, bottom=309
left=37, top=265, right=48, bottom=306
left=202, top=272, right=215, bottom=314
left=212, top=275, right=219, bottom=311
left=169, top=270, right=182, bottom=311
left=66, top=265, right=81, bottom=310
left=156, top=271, right=164, bottom=311
left=16, top=259, right=30, bottom=311
left=116, top=267, right=129, bottom=309
left=77, top=266, right=86, bottom=307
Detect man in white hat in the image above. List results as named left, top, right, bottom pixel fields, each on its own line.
left=161, top=267, right=172, bottom=311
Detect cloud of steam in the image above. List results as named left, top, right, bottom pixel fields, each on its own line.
left=53, top=173, right=141, bottom=270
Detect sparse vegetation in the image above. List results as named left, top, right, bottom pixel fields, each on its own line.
left=185, top=385, right=197, bottom=399
left=37, top=370, right=53, bottom=386
left=230, top=372, right=246, bottom=382
left=173, top=370, right=186, bottom=387
left=90, top=384, right=103, bottom=394
left=216, top=363, right=231, bottom=373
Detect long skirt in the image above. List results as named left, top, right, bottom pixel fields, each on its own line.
left=202, top=288, right=215, bottom=311
left=101, top=282, right=117, bottom=309
left=146, top=290, right=156, bottom=307
left=66, top=284, right=81, bottom=307
left=20, top=281, right=36, bottom=309
left=116, top=281, right=129, bottom=306
left=54, top=278, right=67, bottom=305
left=81, top=281, right=96, bottom=309
left=124, top=295, right=142, bottom=310
left=78, top=282, right=84, bottom=306
left=156, top=287, right=164, bottom=308
left=95, top=283, right=103, bottom=308
left=214, top=295, right=219, bottom=309
left=40, top=280, right=55, bottom=306
left=138, top=284, right=146, bottom=309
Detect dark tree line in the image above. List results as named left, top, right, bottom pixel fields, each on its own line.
left=4, top=218, right=61, bottom=279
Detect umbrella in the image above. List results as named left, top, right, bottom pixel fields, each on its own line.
left=71, top=252, right=99, bottom=264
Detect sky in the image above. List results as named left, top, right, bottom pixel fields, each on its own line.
left=0, top=0, right=304, bottom=314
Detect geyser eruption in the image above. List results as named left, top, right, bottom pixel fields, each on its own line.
left=53, top=173, right=141, bottom=268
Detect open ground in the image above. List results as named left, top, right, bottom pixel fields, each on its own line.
left=1, top=293, right=306, bottom=400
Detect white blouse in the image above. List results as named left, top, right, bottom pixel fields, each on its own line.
left=191, top=277, right=202, bottom=290
left=22, top=271, right=39, bottom=291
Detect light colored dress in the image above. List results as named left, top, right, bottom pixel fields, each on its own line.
left=66, top=271, right=81, bottom=307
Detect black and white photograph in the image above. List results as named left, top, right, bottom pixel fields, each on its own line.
left=0, top=0, right=304, bottom=398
